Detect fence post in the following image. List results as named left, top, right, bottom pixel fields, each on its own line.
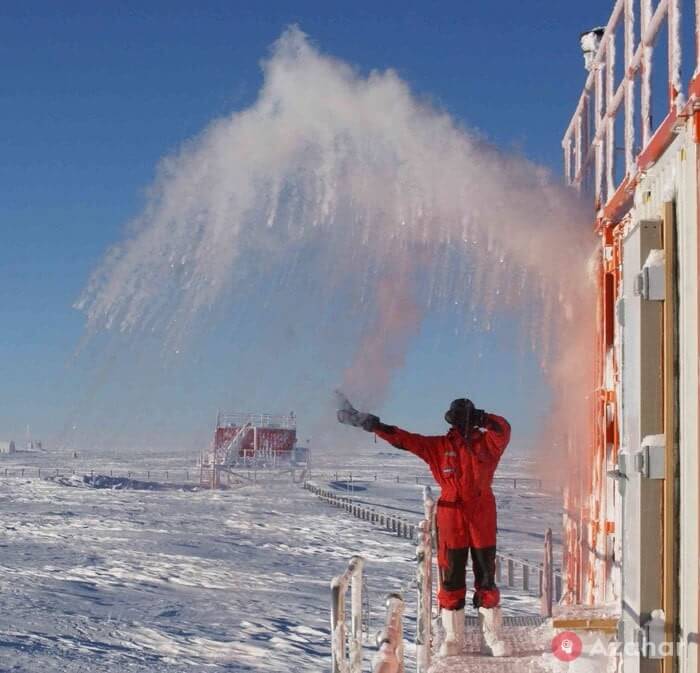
left=373, top=593, right=405, bottom=673
left=541, top=527, right=554, bottom=617
left=331, top=555, right=365, bottom=673
left=555, top=574, right=562, bottom=603
left=416, top=487, right=434, bottom=673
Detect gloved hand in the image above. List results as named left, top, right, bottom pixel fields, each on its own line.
left=359, top=413, right=380, bottom=432
left=336, top=392, right=381, bottom=432
left=471, top=408, right=486, bottom=428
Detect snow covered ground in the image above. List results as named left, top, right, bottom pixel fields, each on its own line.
left=0, top=447, right=562, bottom=672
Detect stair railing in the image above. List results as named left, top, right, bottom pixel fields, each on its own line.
left=372, top=593, right=405, bottom=673
left=415, top=486, right=435, bottom=673
left=331, top=555, right=365, bottom=673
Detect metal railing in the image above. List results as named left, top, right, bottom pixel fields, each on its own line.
left=221, top=423, right=253, bottom=465
left=216, top=411, right=296, bottom=429
left=541, top=527, right=555, bottom=617
left=415, top=487, right=435, bottom=673
left=372, top=594, right=405, bottom=673
left=331, top=555, right=366, bottom=673
left=316, top=471, right=560, bottom=493
left=494, top=550, right=563, bottom=609
left=563, top=0, right=689, bottom=211
left=304, top=482, right=417, bottom=540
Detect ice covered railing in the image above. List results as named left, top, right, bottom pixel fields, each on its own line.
left=373, top=594, right=405, bottom=673
left=329, top=554, right=407, bottom=673
left=415, top=487, right=435, bottom=673
left=562, top=0, right=698, bottom=219
left=331, top=555, right=367, bottom=673
left=221, top=423, right=253, bottom=465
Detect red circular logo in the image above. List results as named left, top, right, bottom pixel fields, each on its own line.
left=552, top=631, right=583, bottom=662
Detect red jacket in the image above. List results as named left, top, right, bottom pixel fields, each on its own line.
left=374, top=414, right=511, bottom=549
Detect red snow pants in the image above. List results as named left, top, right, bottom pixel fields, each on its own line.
left=436, top=498, right=500, bottom=610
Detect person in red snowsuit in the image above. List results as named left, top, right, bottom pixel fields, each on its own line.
left=338, top=397, right=511, bottom=612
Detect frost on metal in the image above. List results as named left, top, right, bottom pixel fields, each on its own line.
left=416, top=486, right=436, bottom=673
left=331, top=555, right=365, bottom=673
left=372, top=594, right=405, bottom=673
left=563, top=0, right=687, bottom=205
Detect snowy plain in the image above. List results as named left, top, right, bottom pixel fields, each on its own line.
left=0, top=446, right=562, bottom=672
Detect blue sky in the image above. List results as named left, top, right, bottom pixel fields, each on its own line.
left=2, top=1, right=619, bottom=450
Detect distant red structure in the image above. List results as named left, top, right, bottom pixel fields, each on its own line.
left=214, top=413, right=296, bottom=458
left=200, top=411, right=300, bottom=488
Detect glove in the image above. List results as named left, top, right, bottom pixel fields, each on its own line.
left=337, top=408, right=381, bottom=432
left=336, top=391, right=381, bottom=433
left=360, top=414, right=380, bottom=432
left=471, top=408, right=486, bottom=427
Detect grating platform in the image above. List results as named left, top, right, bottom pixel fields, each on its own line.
left=428, top=615, right=618, bottom=672
left=428, top=620, right=554, bottom=673
left=464, top=615, right=547, bottom=628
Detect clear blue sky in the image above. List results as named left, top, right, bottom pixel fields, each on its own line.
left=1, top=1, right=618, bottom=451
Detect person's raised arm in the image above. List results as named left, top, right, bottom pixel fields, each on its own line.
left=473, top=410, right=511, bottom=459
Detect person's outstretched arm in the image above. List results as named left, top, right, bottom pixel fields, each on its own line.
left=336, top=394, right=440, bottom=463
left=372, top=423, right=442, bottom=463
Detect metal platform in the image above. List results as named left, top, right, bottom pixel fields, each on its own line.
left=463, top=615, right=547, bottom=628
left=428, top=621, right=554, bottom=673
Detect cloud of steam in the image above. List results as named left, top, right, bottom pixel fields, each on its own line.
left=77, top=27, right=595, bottom=461
left=342, top=262, right=422, bottom=409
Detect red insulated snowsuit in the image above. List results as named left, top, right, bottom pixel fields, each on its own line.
left=374, top=414, right=511, bottom=610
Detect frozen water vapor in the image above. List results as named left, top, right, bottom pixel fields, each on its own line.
left=78, top=27, right=595, bottom=460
